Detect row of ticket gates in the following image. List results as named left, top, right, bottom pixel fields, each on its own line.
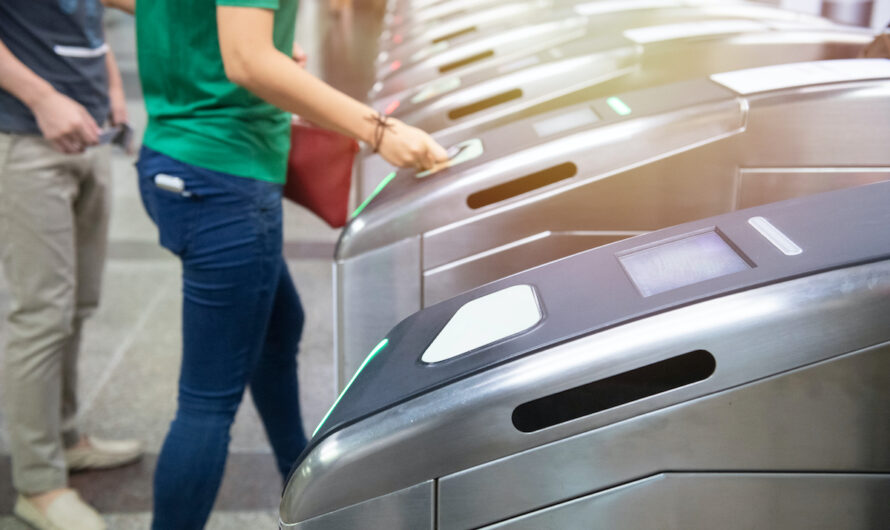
left=279, top=0, right=890, bottom=528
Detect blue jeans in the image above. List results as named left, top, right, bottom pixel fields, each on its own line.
left=136, top=147, right=307, bottom=529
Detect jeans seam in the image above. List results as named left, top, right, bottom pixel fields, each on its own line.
left=181, top=195, right=202, bottom=258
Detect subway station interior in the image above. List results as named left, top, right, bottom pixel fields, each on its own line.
left=1, top=0, right=890, bottom=528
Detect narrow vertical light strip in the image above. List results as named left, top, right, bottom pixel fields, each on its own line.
left=352, top=172, right=397, bottom=219
left=606, top=96, right=632, bottom=116
left=312, top=338, right=390, bottom=437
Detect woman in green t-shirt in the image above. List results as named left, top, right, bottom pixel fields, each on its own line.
left=104, top=1, right=447, bottom=528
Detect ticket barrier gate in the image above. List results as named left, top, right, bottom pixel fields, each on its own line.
left=372, top=2, right=832, bottom=101
left=376, top=0, right=829, bottom=69
left=336, top=59, right=890, bottom=387
left=359, top=22, right=871, bottom=200
left=378, top=1, right=783, bottom=56
left=384, top=24, right=871, bottom=134
left=381, top=0, right=511, bottom=34
left=383, top=0, right=504, bottom=22
left=282, top=181, right=890, bottom=529
left=378, top=0, right=563, bottom=59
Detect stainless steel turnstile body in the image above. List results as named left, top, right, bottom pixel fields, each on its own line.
left=384, top=25, right=871, bottom=135
left=283, top=182, right=890, bottom=529
left=378, top=0, right=564, bottom=59
left=359, top=24, right=871, bottom=200
left=381, top=0, right=510, bottom=35
left=372, top=2, right=833, bottom=101
left=336, top=59, right=890, bottom=388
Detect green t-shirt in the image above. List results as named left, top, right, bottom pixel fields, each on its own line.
left=136, top=0, right=298, bottom=183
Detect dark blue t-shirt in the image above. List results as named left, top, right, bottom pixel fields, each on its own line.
left=0, top=0, right=109, bottom=134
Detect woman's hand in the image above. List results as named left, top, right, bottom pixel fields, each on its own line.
left=376, top=119, right=448, bottom=171
left=292, top=42, right=307, bottom=68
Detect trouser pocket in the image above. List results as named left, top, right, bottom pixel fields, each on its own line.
left=136, top=150, right=201, bottom=257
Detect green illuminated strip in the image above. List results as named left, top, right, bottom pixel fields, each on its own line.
left=352, top=172, right=397, bottom=219
left=312, top=338, right=390, bottom=437
left=606, top=96, right=632, bottom=116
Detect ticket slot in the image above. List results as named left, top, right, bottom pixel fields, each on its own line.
left=432, top=25, right=478, bottom=44
left=448, top=88, right=524, bottom=120
left=439, top=50, right=495, bottom=73
left=467, top=162, right=577, bottom=209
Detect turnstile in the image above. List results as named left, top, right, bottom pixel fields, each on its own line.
left=337, top=59, right=890, bottom=388
left=378, top=0, right=560, bottom=58
left=360, top=23, right=872, bottom=199
left=377, top=1, right=793, bottom=57
left=282, top=181, right=890, bottom=529
left=381, top=0, right=510, bottom=35
left=372, top=2, right=832, bottom=100
left=383, top=24, right=871, bottom=134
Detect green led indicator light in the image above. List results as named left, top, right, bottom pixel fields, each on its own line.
left=606, top=96, right=632, bottom=116
left=352, top=172, right=397, bottom=219
left=312, top=338, right=390, bottom=438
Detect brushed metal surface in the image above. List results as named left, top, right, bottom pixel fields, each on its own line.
left=483, top=473, right=890, bottom=529
left=335, top=236, right=422, bottom=386
left=379, top=1, right=554, bottom=56
left=281, top=481, right=433, bottom=530
left=439, top=340, right=890, bottom=528
left=282, top=261, right=890, bottom=524
left=364, top=29, right=872, bottom=200
left=737, top=167, right=890, bottom=209
left=376, top=3, right=837, bottom=99
left=423, top=231, right=638, bottom=305
left=823, top=0, right=874, bottom=27
left=339, top=77, right=890, bottom=389
left=385, top=0, right=507, bottom=30
left=418, top=98, right=746, bottom=268
left=393, top=29, right=872, bottom=138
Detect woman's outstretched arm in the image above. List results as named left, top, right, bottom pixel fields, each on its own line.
left=217, top=6, right=447, bottom=170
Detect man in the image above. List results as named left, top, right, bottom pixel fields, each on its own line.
left=0, top=1, right=143, bottom=529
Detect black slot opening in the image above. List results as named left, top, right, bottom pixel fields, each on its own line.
left=439, top=50, right=494, bottom=73
left=448, top=89, right=523, bottom=121
left=467, top=162, right=577, bottom=209
left=512, top=350, right=716, bottom=433
left=433, top=26, right=477, bottom=44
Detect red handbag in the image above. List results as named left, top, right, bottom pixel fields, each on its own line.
left=284, top=118, right=359, bottom=228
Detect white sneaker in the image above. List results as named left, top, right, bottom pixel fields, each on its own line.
left=14, top=490, right=107, bottom=530
left=65, top=435, right=144, bottom=472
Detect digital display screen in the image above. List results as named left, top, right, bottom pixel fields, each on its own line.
left=533, top=107, right=599, bottom=138
left=619, top=231, right=750, bottom=297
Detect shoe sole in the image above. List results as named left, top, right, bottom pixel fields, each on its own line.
left=67, top=452, right=144, bottom=473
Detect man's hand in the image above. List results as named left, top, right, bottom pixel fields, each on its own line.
left=101, top=0, right=135, bottom=15
left=30, top=91, right=101, bottom=154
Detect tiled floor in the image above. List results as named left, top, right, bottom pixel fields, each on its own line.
left=0, top=2, right=383, bottom=528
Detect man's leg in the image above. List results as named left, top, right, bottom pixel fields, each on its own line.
left=60, top=144, right=111, bottom=448
left=0, top=134, right=80, bottom=495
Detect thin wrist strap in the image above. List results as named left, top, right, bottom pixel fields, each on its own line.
left=366, top=113, right=394, bottom=153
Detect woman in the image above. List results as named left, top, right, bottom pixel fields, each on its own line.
left=104, top=0, right=447, bottom=528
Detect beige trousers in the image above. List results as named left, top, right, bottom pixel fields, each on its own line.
left=0, top=132, right=111, bottom=494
